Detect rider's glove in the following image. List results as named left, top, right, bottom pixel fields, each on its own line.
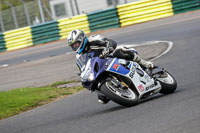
left=100, top=47, right=112, bottom=58
left=99, top=40, right=115, bottom=58
left=100, top=48, right=109, bottom=58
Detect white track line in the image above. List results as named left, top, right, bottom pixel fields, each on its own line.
left=117, top=40, right=173, bottom=61
left=149, top=41, right=173, bottom=61
left=0, top=64, right=9, bottom=67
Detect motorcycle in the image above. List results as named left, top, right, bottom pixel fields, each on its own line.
left=76, top=50, right=177, bottom=107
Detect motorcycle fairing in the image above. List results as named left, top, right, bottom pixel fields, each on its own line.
left=107, top=58, right=130, bottom=75
left=106, top=58, right=161, bottom=98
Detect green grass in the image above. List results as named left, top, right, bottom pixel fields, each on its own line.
left=0, top=81, right=84, bottom=120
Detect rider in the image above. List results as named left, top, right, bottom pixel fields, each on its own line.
left=67, top=29, right=154, bottom=104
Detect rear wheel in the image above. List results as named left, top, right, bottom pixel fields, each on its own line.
left=100, top=77, right=138, bottom=107
left=157, top=71, right=177, bottom=94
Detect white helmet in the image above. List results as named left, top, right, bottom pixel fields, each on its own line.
left=67, top=29, right=88, bottom=54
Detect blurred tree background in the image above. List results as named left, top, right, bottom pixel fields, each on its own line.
left=0, top=0, right=50, bottom=11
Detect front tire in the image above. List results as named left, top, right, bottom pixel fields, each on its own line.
left=157, top=71, right=177, bottom=94
left=100, top=78, right=138, bottom=107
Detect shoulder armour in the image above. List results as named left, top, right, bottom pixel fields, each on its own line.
left=88, top=34, right=105, bottom=42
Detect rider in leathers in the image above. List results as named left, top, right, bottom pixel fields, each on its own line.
left=67, top=29, right=154, bottom=104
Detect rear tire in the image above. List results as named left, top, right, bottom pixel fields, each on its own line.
left=157, top=71, right=177, bottom=94
left=100, top=78, right=138, bottom=107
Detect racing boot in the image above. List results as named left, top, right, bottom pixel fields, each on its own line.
left=133, top=53, right=154, bottom=69
left=97, top=95, right=110, bottom=104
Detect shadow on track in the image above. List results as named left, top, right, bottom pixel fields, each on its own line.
left=139, top=89, right=181, bottom=105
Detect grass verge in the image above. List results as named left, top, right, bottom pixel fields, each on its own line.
left=0, top=81, right=84, bottom=120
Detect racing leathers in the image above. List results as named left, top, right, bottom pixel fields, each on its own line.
left=81, top=34, right=154, bottom=69
left=82, top=34, right=117, bottom=58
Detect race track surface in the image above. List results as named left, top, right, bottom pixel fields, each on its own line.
left=0, top=11, right=200, bottom=133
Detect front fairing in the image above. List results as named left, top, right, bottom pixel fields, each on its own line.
left=76, top=52, right=112, bottom=89
left=90, top=57, right=112, bottom=80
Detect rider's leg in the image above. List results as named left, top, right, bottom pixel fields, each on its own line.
left=133, top=52, right=154, bottom=69
left=121, top=47, right=154, bottom=69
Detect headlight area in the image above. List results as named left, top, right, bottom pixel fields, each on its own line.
left=88, top=73, right=95, bottom=81
left=81, top=66, right=94, bottom=81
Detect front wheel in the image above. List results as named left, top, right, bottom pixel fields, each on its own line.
left=100, top=78, right=138, bottom=107
left=157, top=71, right=177, bottom=94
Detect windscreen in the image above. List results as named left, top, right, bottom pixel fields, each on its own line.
left=76, top=53, right=89, bottom=72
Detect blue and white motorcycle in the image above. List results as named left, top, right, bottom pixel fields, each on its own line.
left=76, top=51, right=177, bottom=107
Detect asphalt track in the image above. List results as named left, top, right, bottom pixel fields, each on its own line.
left=0, top=11, right=200, bottom=133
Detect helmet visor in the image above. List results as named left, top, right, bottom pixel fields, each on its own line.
left=71, top=41, right=81, bottom=51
